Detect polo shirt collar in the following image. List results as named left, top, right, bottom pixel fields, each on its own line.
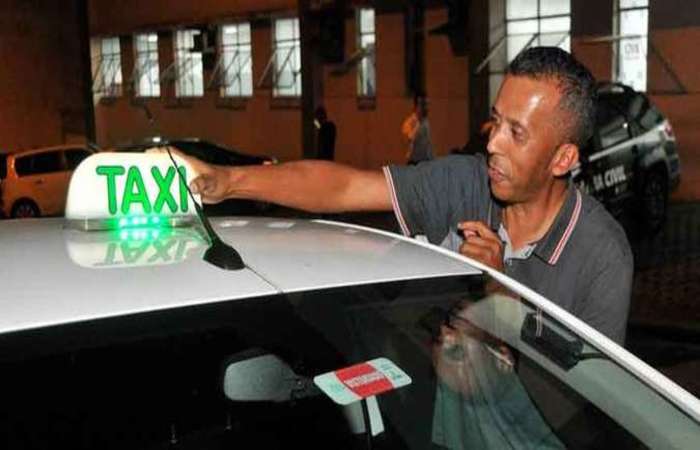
left=488, top=184, right=582, bottom=266
left=532, top=184, right=583, bottom=265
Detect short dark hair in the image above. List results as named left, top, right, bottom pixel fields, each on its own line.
left=507, top=47, right=596, bottom=147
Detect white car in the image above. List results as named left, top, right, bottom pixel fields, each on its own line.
left=0, top=153, right=698, bottom=449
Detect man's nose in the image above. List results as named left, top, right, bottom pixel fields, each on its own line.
left=486, top=131, right=499, bottom=155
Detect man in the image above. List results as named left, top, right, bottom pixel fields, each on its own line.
left=314, top=106, right=336, bottom=161
left=169, top=47, right=632, bottom=344
left=401, top=95, right=434, bottom=164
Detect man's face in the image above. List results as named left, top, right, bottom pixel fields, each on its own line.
left=487, top=75, right=569, bottom=203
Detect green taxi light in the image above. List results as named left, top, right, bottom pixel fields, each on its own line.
left=112, top=215, right=169, bottom=230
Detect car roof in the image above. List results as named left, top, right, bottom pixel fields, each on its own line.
left=0, top=217, right=479, bottom=335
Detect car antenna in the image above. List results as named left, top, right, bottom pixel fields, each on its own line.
left=165, top=147, right=245, bottom=271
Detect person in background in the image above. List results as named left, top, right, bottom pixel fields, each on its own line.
left=401, top=95, right=434, bottom=165
left=315, top=106, right=336, bottom=161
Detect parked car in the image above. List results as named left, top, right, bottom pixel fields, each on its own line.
left=111, top=138, right=277, bottom=216
left=573, top=82, right=680, bottom=232
left=0, top=144, right=95, bottom=218
left=0, top=151, right=698, bottom=449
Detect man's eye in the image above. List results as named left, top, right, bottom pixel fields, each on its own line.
left=512, top=129, right=525, bottom=142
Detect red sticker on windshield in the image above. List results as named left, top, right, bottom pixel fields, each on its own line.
left=335, top=362, right=394, bottom=398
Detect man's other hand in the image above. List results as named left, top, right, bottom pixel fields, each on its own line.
left=457, top=221, right=504, bottom=272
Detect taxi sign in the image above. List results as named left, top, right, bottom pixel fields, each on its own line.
left=313, top=358, right=412, bottom=405
left=65, top=152, right=201, bottom=230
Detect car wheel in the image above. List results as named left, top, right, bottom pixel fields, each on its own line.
left=640, top=169, right=667, bottom=233
left=11, top=200, right=40, bottom=219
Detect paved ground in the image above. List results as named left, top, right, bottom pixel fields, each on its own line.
left=621, top=202, right=700, bottom=398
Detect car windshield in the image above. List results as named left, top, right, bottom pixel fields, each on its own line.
left=1, top=274, right=697, bottom=449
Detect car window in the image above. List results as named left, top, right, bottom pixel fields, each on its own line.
left=65, top=148, right=91, bottom=170
left=1, top=275, right=697, bottom=449
left=638, top=103, right=664, bottom=131
left=13, top=155, right=33, bottom=176
left=33, top=151, right=64, bottom=174
left=596, top=108, right=630, bottom=150
left=14, top=151, right=64, bottom=176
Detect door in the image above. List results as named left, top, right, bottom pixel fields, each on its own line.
left=13, top=151, right=66, bottom=216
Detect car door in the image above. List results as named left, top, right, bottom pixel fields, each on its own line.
left=10, top=151, right=64, bottom=215
left=34, top=150, right=69, bottom=216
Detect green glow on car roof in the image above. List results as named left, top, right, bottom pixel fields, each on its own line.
left=108, top=215, right=170, bottom=231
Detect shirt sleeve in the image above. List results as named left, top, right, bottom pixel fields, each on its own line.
left=576, top=239, right=634, bottom=345
left=383, top=154, right=489, bottom=245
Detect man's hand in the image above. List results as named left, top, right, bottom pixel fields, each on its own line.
left=458, top=221, right=504, bottom=272
left=148, top=146, right=232, bottom=204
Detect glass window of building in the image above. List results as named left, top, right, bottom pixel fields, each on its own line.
left=614, top=0, right=648, bottom=91
left=273, top=18, right=302, bottom=97
left=357, top=8, right=376, bottom=97
left=220, top=23, right=253, bottom=97
left=134, top=33, right=160, bottom=97
left=94, top=37, right=123, bottom=97
left=174, top=29, right=204, bottom=97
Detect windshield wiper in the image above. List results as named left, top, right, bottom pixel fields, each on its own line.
left=165, top=147, right=245, bottom=271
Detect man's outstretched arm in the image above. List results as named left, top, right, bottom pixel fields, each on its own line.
left=162, top=148, right=393, bottom=213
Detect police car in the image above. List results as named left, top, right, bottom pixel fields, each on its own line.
left=573, top=82, right=681, bottom=232
left=0, top=152, right=698, bottom=449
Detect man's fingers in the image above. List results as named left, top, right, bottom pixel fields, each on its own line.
left=458, top=221, right=498, bottom=240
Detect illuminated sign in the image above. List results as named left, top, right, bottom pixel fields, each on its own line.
left=65, top=153, right=200, bottom=230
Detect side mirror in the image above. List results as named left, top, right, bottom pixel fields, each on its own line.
left=222, top=349, right=318, bottom=403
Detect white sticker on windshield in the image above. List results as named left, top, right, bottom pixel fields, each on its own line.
left=313, top=357, right=412, bottom=405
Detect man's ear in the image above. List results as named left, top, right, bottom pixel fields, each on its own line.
left=551, top=143, right=579, bottom=177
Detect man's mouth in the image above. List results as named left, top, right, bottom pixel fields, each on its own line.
left=488, top=164, right=507, bottom=183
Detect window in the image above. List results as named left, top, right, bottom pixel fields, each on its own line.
left=14, top=152, right=64, bottom=177
left=134, top=33, right=161, bottom=97
left=505, top=0, right=571, bottom=61
left=220, top=23, right=253, bottom=97
left=93, top=37, right=123, bottom=97
left=614, top=0, right=648, bottom=92
left=174, top=29, right=204, bottom=97
left=357, top=8, right=376, bottom=97
left=273, top=18, right=302, bottom=97
left=65, top=149, right=92, bottom=170
left=488, top=1, right=571, bottom=105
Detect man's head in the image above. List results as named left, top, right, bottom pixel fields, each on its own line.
left=414, top=95, right=429, bottom=119
left=314, top=106, right=328, bottom=123
left=487, top=47, right=596, bottom=203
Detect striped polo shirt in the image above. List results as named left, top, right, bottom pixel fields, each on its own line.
left=383, top=154, right=633, bottom=344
